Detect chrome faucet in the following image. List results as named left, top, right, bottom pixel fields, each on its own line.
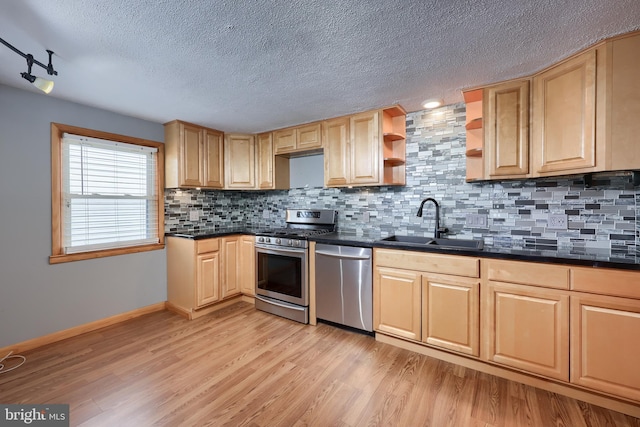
left=417, top=197, right=447, bottom=239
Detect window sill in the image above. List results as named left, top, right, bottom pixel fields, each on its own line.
left=49, top=243, right=165, bottom=264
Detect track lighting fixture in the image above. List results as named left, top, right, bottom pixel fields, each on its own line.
left=0, top=37, right=58, bottom=94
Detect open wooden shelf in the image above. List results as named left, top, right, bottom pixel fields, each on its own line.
left=466, top=148, right=483, bottom=158
left=384, top=157, right=406, bottom=166
left=383, top=132, right=405, bottom=141
left=466, top=118, right=483, bottom=131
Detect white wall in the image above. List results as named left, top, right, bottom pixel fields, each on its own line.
left=0, top=84, right=167, bottom=348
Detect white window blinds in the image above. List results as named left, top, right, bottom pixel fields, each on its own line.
left=62, top=133, right=159, bottom=254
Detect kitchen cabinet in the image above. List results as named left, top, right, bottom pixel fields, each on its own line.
left=167, top=237, right=221, bottom=317
left=273, top=122, right=322, bottom=155
left=239, top=235, right=255, bottom=296
left=224, top=133, right=256, bottom=189
left=570, top=267, right=640, bottom=401
left=464, top=31, right=640, bottom=180
left=373, top=249, right=480, bottom=356
left=484, top=80, right=530, bottom=178
left=164, top=120, right=224, bottom=189
left=257, top=132, right=289, bottom=190
left=422, top=273, right=479, bottom=357
left=167, top=235, right=255, bottom=319
left=483, top=259, right=570, bottom=381
left=374, top=267, right=421, bottom=341
left=532, top=49, right=597, bottom=175
left=324, top=105, right=406, bottom=187
left=221, top=236, right=241, bottom=298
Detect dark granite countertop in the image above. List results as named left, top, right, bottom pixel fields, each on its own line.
left=166, top=229, right=640, bottom=270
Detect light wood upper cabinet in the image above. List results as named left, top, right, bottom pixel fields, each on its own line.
left=323, top=117, right=350, bottom=187
left=165, top=120, right=224, bottom=189
left=570, top=292, right=640, bottom=401
left=224, top=133, right=256, bottom=189
left=484, top=80, right=530, bottom=178
left=296, top=123, right=322, bottom=151
left=422, top=273, right=479, bottom=357
left=273, top=122, right=322, bottom=155
left=203, top=129, right=225, bottom=188
left=483, top=280, right=570, bottom=381
left=532, top=49, right=597, bottom=175
left=465, top=31, right=640, bottom=181
left=239, top=235, right=255, bottom=296
left=350, top=111, right=380, bottom=184
left=374, top=267, right=421, bottom=341
left=257, top=132, right=289, bottom=190
left=324, top=106, right=406, bottom=187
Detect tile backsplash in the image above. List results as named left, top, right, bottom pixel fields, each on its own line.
left=165, top=103, right=639, bottom=261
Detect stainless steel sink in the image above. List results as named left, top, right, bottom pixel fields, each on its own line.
left=378, top=235, right=483, bottom=250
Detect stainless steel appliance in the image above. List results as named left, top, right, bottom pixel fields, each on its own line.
left=315, top=244, right=373, bottom=332
left=255, top=209, right=337, bottom=323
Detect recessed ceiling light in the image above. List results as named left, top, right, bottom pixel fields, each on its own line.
left=422, top=98, right=443, bottom=109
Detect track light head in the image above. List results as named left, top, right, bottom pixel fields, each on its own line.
left=0, top=37, right=58, bottom=94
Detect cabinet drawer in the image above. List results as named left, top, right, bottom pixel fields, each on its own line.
left=486, top=259, right=569, bottom=290
left=374, top=249, right=479, bottom=278
left=571, top=267, right=640, bottom=299
left=197, top=238, right=220, bottom=254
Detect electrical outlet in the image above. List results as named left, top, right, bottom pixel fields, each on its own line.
left=549, top=214, right=568, bottom=229
left=262, top=209, right=270, bottom=219
left=189, top=210, right=199, bottom=221
left=466, top=213, right=488, bottom=227
left=363, top=211, right=370, bottom=222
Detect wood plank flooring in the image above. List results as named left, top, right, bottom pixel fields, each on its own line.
left=1, top=301, right=639, bottom=426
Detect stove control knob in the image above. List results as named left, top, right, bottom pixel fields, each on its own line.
left=293, top=240, right=300, bottom=247
left=257, top=237, right=264, bottom=243
left=275, top=238, right=281, bottom=245
left=265, top=237, right=270, bottom=243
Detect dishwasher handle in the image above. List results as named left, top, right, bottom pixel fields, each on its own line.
left=315, top=250, right=371, bottom=261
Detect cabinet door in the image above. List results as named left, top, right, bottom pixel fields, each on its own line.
left=273, top=128, right=296, bottom=154
left=180, top=123, right=204, bottom=187
left=323, top=117, right=350, bottom=187
left=532, top=49, right=597, bottom=174
left=484, top=281, right=569, bottom=381
left=257, top=132, right=274, bottom=189
left=225, top=134, right=255, bottom=189
left=374, top=267, right=421, bottom=341
left=296, top=123, right=322, bottom=151
left=350, top=111, right=380, bottom=184
left=196, top=252, right=220, bottom=307
left=239, top=236, right=255, bottom=296
left=221, top=236, right=240, bottom=299
left=422, top=274, right=479, bottom=357
left=485, top=80, right=530, bottom=178
left=203, top=129, right=224, bottom=188
left=571, top=293, right=640, bottom=401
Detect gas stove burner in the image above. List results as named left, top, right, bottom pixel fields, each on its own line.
left=255, top=209, right=337, bottom=249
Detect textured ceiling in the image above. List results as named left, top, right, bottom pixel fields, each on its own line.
left=1, top=0, right=639, bottom=133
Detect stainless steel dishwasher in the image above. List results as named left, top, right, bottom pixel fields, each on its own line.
left=315, top=244, right=373, bottom=332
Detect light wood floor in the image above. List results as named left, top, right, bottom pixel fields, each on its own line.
left=1, top=302, right=639, bottom=427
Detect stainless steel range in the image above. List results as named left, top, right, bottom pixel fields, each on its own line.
left=254, top=209, right=337, bottom=323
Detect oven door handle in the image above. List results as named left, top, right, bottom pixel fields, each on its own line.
left=255, top=295, right=306, bottom=311
left=256, top=246, right=306, bottom=256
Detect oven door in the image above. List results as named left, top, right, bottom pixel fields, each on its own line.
left=255, top=245, right=308, bottom=306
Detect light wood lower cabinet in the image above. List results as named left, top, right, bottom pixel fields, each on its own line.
left=422, top=273, right=479, bottom=357
left=374, top=267, right=421, bottom=341
left=221, top=236, right=241, bottom=298
left=483, top=281, right=570, bottom=381
left=167, top=235, right=254, bottom=319
left=239, top=236, right=255, bottom=296
left=571, top=292, right=640, bottom=401
left=196, top=251, right=220, bottom=306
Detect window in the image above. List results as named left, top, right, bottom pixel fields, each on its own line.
left=51, top=123, right=164, bottom=263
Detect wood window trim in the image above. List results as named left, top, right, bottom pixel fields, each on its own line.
left=50, top=123, right=165, bottom=264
